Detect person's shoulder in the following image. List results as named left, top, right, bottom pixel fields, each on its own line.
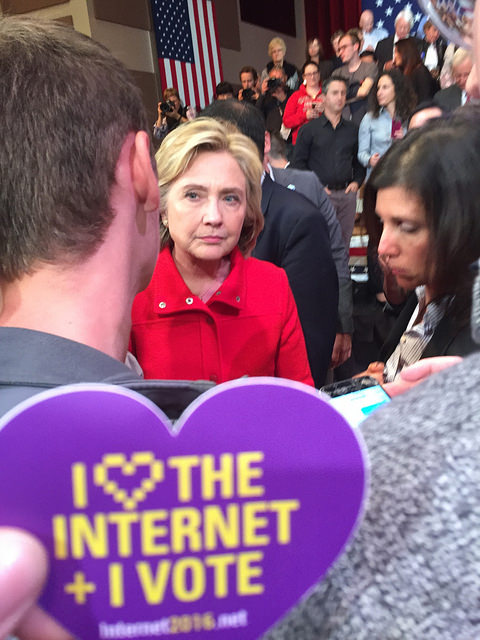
left=266, top=180, right=323, bottom=224
left=340, top=115, right=359, bottom=131
left=245, top=255, right=288, bottom=282
left=362, top=61, right=378, bottom=75
left=298, top=115, right=324, bottom=134
left=376, top=34, right=392, bottom=48
left=332, top=64, right=348, bottom=78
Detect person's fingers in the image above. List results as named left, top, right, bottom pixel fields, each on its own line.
left=397, top=356, right=462, bottom=382
left=0, top=528, right=47, bottom=638
left=384, top=357, right=462, bottom=397
left=15, top=604, right=74, bottom=640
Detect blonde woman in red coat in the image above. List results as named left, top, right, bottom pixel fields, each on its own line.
left=130, top=118, right=313, bottom=386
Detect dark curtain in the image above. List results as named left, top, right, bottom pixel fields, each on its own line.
left=304, top=0, right=361, bottom=58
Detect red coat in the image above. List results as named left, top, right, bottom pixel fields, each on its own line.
left=130, top=247, right=313, bottom=386
left=283, top=83, right=324, bottom=144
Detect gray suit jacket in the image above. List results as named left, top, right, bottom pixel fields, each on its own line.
left=270, top=166, right=353, bottom=334
left=434, top=84, right=462, bottom=112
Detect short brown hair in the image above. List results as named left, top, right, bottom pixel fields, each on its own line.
left=0, top=17, right=150, bottom=281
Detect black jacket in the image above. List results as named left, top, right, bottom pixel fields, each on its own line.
left=380, top=292, right=479, bottom=363
left=253, top=175, right=339, bottom=387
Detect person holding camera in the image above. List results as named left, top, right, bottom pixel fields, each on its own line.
left=237, top=65, right=259, bottom=104
left=153, top=87, right=189, bottom=147
left=256, top=67, right=292, bottom=144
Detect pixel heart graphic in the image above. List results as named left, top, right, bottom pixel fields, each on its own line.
left=94, top=452, right=165, bottom=510
left=0, top=378, right=367, bottom=639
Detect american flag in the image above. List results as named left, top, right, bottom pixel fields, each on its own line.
left=361, top=0, right=426, bottom=36
left=151, top=0, right=222, bottom=110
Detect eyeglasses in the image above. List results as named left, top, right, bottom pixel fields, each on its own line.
left=304, top=71, right=320, bottom=77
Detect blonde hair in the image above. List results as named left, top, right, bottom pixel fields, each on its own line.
left=268, top=37, right=286, bottom=57
left=155, top=117, right=264, bottom=255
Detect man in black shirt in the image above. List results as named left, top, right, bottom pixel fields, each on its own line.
left=292, top=77, right=365, bottom=249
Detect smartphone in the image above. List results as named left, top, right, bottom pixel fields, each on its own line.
left=321, top=376, right=390, bottom=428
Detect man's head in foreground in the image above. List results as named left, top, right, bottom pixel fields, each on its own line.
left=0, top=17, right=160, bottom=355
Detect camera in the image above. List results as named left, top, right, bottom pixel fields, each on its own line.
left=242, top=88, right=255, bottom=102
left=160, top=100, right=176, bottom=114
left=267, top=78, right=284, bottom=92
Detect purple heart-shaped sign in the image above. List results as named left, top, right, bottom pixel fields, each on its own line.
left=0, top=378, right=367, bottom=638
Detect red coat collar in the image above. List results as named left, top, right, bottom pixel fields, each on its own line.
left=150, top=246, right=247, bottom=315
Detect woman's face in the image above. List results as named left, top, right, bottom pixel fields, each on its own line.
left=271, top=45, right=285, bottom=64
left=376, top=186, right=433, bottom=296
left=308, top=39, right=320, bottom=58
left=164, top=151, right=247, bottom=269
left=303, top=63, right=320, bottom=89
left=377, top=75, right=396, bottom=107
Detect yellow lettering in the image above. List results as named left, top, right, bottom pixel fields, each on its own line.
left=71, top=514, right=107, bottom=559
left=201, top=454, right=234, bottom=500
left=71, top=463, right=88, bottom=508
left=205, top=554, right=235, bottom=598
left=203, top=504, right=239, bottom=550
left=269, top=500, right=300, bottom=544
left=172, top=557, right=205, bottom=602
left=109, top=562, right=124, bottom=607
left=137, top=560, right=171, bottom=604
left=167, top=456, right=200, bottom=502
left=171, top=508, right=202, bottom=553
left=242, top=502, right=269, bottom=546
left=141, top=510, right=170, bottom=555
left=108, top=512, right=139, bottom=557
left=237, top=551, right=264, bottom=595
left=52, top=515, right=68, bottom=559
left=237, top=452, right=265, bottom=497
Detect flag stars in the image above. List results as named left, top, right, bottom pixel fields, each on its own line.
left=385, top=6, right=393, bottom=15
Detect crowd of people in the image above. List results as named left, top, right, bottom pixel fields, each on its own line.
left=1, top=1, right=480, bottom=637
left=146, top=6, right=476, bottom=387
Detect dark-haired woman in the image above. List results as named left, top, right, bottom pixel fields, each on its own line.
left=394, top=38, right=438, bottom=103
left=363, top=113, right=480, bottom=383
left=358, top=69, right=416, bottom=176
left=305, top=37, right=333, bottom=81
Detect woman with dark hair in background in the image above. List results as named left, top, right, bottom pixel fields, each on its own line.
left=394, top=38, right=438, bottom=103
left=358, top=69, right=416, bottom=176
left=362, top=114, right=480, bottom=383
left=305, top=37, right=333, bottom=80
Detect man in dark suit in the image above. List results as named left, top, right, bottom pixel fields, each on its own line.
left=375, top=8, right=420, bottom=70
left=421, top=19, right=448, bottom=81
left=203, top=99, right=339, bottom=388
left=268, top=133, right=353, bottom=370
left=434, top=48, right=473, bottom=111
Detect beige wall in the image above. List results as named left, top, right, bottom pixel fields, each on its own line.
left=0, top=0, right=160, bottom=124
left=0, top=0, right=308, bottom=110
left=220, top=0, right=306, bottom=86
left=0, top=0, right=89, bottom=31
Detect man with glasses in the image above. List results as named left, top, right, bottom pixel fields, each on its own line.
left=332, top=29, right=378, bottom=124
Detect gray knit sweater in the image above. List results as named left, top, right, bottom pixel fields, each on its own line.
left=267, top=353, right=480, bottom=639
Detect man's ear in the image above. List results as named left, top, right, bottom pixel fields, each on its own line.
left=264, top=131, right=271, bottom=156
left=131, top=131, right=159, bottom=213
